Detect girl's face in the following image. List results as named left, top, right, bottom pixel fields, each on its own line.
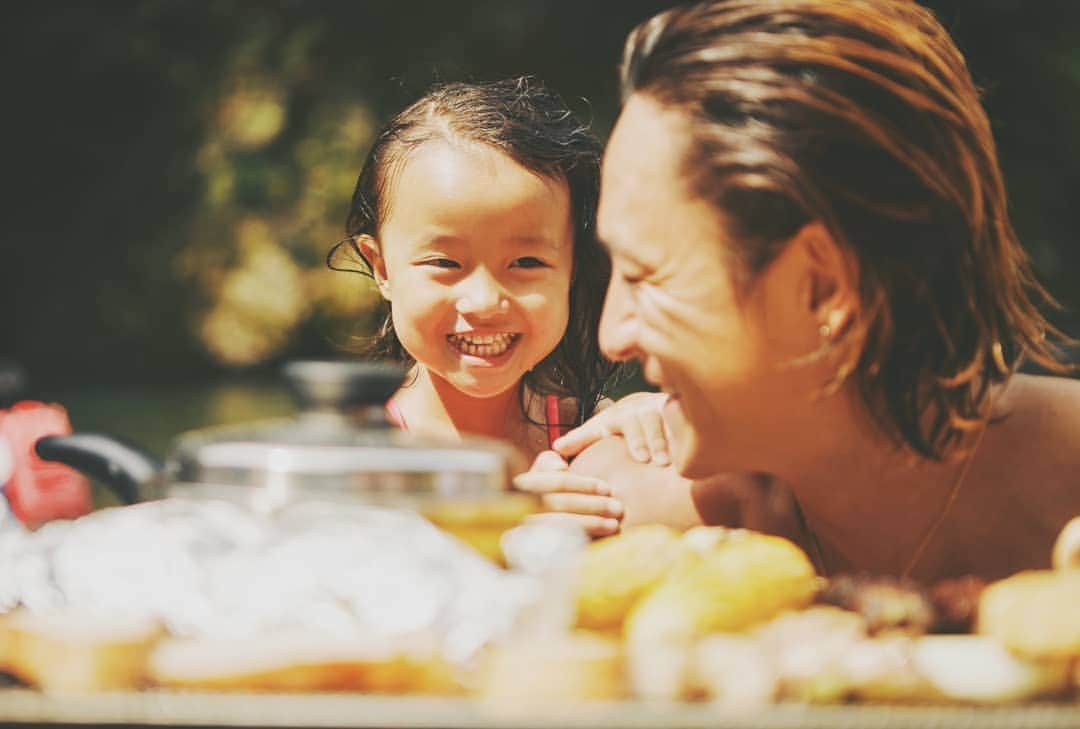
left=367, top=139, right=574, bottom=399
left=597, top=95, right=826, bottom=478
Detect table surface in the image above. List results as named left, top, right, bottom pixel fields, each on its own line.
left=0, top=690, right=1079, bottom=729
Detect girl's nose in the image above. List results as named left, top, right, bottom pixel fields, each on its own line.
left=455, top=271, right=508, bottom=317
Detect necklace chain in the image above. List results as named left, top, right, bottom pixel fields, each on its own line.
left=796, top=411, right=992, bottom=580
left=900, top=413, right=991, bottom=579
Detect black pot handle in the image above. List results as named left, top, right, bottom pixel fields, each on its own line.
left=34, top=434, right=163, bottom=505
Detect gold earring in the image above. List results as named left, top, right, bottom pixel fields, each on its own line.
left=819, top=323, right=832, bottom=339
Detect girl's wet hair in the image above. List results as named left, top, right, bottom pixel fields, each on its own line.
left=620, top=0, right=1071, bottom=460
left=329, top=77, right=617, bottom=422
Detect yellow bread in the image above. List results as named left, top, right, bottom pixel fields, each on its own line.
left=978, top=570, right=1080, bottom=659
left=1052, top=516, right=1080, bottom=571
left=0, top=610, right=160, bottom=693
left=574, top=525, right=685, bottom=631
left=626, top=530, right=819, bottom=644
left=148, top=631, right=457, bottom=693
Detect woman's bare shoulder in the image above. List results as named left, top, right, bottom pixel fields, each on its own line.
left=984, top=373, right=1080, bottom=512
left=997, top=374, right=1080, bottom=449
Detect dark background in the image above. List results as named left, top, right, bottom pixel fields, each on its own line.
left=4, top=1, right=1080, bottom=396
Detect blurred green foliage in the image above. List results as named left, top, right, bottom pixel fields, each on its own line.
left=4, top=0, right=1080, bottom=392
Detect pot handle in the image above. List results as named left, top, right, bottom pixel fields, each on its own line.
left=34, top=434, right=163, bottom=505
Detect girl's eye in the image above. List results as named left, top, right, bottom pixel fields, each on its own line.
left=423, top=258, right=460, bottom=269
left=511, top=257, right=548, bottom=269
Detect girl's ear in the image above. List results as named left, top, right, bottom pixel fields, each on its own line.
left=354, top=234, right=391, bottom=301
left=793, top=222, right=858, bottom=338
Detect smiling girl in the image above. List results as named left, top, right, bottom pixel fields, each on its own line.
left=330, top=78, right=617, bottom=469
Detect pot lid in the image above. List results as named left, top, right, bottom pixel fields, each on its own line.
left=166, top=361, right=514, bottom=501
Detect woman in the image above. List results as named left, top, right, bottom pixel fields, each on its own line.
left=591, top=0, right=1080, bottom=580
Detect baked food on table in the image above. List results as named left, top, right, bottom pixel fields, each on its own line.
left=1, top=501, right=1079, bottom=709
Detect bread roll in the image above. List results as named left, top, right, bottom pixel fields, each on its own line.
left=626, top=531, right=819, bottom=644
left=1052, top=516, right=1080, bottom=571
left=574, top=525, right=685, bottom=632
left=0, top=610, right=160, bottom=692
left=978, top=570, right=1080, bottom=659
left=148, top=631, right=457, bottom=693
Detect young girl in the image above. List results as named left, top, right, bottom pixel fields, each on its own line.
left=328, top=79, right=613, bottom=484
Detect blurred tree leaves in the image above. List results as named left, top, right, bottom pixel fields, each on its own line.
left=3, top=0, right=1079, bottom=388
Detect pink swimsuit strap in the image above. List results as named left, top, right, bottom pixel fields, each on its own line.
left=385, top=394, right=567, bottom=449
left=384, top=399, right=408, bottom=431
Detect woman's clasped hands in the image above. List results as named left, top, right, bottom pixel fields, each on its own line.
left=513, top=391, right=673, bottom=537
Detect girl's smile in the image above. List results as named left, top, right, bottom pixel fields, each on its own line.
left=446, top=331, right=522, bottom=364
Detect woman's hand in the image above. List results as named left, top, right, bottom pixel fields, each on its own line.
left=512, top=450, right=624, bottom=537
left=553, top=391, right=670, bottom=465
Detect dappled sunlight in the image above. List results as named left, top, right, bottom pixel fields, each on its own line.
left=198, top=218, right=308, bottom=366
left=182, top=71, right=381, bottom=367
left=216, top=80, right=287, bottom=150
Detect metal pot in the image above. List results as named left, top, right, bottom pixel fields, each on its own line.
left=34, top=360, right=538, bottom=560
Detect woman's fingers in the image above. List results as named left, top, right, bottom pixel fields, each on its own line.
left=513, top=470, right=611, bottom=496
left=541, top=492, right=624, bottom=520
left=638, top=410, right=671, bottom=466
left=531, top=449, right=569, bottom=472
left=552, top=421, right=607, bottom=459
left=617, top=415, right=649, bottom=462
left=526, top=512, right=621, bottom=538
left=514, top=466, right=623, bottom=537
left=553, top=392, right=672, bottom=464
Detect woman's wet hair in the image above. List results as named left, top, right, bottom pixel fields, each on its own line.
left=329, top=77, right=617, bottom=422
left=620, top=0, right=1070, bottom=459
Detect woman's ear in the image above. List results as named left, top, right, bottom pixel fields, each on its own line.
left=354, top=234, right=391, bottom=301
left=793, top=222, right=858, bottom=339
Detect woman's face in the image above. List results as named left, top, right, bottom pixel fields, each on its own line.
left=598, top=94, right=822, bottom=478
left=371, top=139, right=574, bottom=399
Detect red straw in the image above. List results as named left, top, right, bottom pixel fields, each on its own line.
left=545, top=395, right=562, bottom=449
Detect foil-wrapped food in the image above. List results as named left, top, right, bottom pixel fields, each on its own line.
left=0, top=499, right=584, bottom=693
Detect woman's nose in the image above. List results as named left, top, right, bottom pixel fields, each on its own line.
left=598, top=276, right=637, bottom=362
left=455, top=270, right=508, bottom=317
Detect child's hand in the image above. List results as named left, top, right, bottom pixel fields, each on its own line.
left=512, top=450, right=623, bottom=537
left=552, top=392, right=670, bottom=465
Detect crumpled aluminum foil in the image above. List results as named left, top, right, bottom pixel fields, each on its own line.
left=0, top=499, right=584, bottom=664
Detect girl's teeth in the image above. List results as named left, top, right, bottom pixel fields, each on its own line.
left=448, top=333, right=516, bottom=356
